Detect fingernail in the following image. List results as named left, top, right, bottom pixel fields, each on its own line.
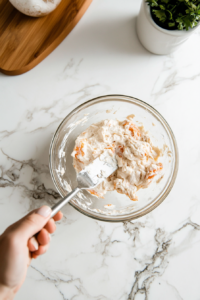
left=36, top=206, right=51, bottom=218
left=32, top=237, right=39, bottom=251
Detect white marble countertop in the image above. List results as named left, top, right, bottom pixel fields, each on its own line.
left=1, top=0, right=200, bottom=299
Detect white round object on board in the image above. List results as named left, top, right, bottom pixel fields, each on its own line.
left=9, top=0, right=62, bottom=17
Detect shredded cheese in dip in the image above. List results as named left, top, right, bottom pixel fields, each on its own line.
left=71, top=118, right=163, bottom=201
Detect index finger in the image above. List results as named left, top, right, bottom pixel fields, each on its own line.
left=52, top=211, right=63, bottom=222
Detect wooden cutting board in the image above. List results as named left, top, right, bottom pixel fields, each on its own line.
left=0, top=0, right=92, bottom=76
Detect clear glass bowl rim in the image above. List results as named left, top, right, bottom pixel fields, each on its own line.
left=49, top=94, right=179, bottom=222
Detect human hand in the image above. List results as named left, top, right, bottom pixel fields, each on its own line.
left=0, top=206, right=63, bottom=300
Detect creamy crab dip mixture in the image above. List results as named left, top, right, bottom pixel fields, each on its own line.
left=71, top=117, right=163, bottom=201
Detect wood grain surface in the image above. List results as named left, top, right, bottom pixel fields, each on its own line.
left=0, top=0, right=92, bottom=75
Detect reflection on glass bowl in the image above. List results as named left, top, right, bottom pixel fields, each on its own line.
left=49, top=95, right=178, bottom=222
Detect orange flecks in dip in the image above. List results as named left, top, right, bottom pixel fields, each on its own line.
left=88, top=190, right=104, bottom=198
left=105, top=143, right=116, bottom=153
left=147, top=163, right=163, bottom=180
left=72, top=118, right=163, bottom=202
left=123, top=121, right=141, bottom=139
left=116, top=145, right=124, bottom=157
left=74, top=140, right=86, bottom=163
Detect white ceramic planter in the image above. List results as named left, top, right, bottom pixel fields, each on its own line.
left=136, top=0, right=199, bottom=55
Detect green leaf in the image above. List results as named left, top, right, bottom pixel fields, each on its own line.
left=176, top=17, right=183, bottom=23
left=146, top=0, right=158, bottom=7
left=148, top=0, right=200, bottom=30
left=153, top=10, right=167, bottom=22
left=191, top=3, right=197, bottom=10
left=159, top=4, right=166, bottom=9
left=182, top=15, right=192, bottom=29
left=178, top=23, right=184, bottom=30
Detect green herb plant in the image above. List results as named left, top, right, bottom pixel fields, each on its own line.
left=146, top=0, right=200, bottom=30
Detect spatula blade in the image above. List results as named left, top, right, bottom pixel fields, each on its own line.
left=77, top=150, right=118, bottom=189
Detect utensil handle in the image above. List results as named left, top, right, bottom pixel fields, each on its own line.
left=50, top=187, right=80, bottom=218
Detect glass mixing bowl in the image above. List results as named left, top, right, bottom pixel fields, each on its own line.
left=49, top=95, right=178, bottom=222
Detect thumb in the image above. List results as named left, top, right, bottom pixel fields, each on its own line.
left=13, top=206, right=52, bottom=239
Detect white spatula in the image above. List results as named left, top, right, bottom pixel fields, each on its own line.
left=50, top=151, right=118, bottom=217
